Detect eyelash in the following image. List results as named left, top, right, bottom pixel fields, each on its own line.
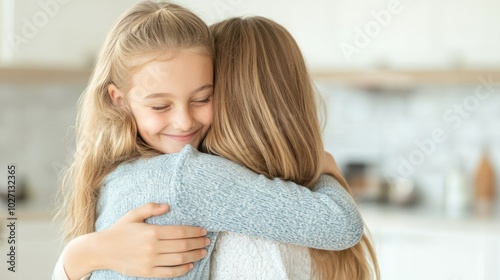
left=151, top=97, right=211, bottom=111
left=194, top=97, right=211, bottom=104
left=151, top=106, right=169, bottom=111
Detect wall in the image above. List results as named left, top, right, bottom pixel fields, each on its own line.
left=1, top=0, right=139, bottom=66
left=1, top=0, right=500, bottom=69
left=318, top=81, right=500, bottom=207
left=0, top=82, right=84, bottom=209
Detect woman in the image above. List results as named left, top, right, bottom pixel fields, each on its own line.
left=206, top=17, right=379, bottom=280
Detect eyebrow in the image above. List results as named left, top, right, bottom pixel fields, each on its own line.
left=144, top=84, right=213, bottom=100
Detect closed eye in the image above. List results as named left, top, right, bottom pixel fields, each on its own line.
left=194, top=98, right=211, bottom=104
left=151, top=105, right=170, bottom=111
left=193, top=95, right=213, bottom=104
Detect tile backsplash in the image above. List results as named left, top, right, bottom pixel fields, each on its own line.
left=318, top=81, right=500, bottom=207
left=1, top=80, right=499, bottom=210
left=0, top=82, right=84, bottom=210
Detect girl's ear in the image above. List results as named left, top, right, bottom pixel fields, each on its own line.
left=108, top=84, right=125, bottom=107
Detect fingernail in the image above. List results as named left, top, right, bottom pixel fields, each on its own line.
left=205, top=238, right=210, bottom=246
left=201, top=228, right=207, bottom=235
left=189, top=263, right=194, bottom=269
left=201, top=249, right=207, bottom=257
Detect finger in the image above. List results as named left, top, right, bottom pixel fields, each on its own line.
left=157, top=226, right=207, bottom=239
left=149, top=263, right=194, bottom=278
left=155, top=237, right=210, bottom=253
left=121, top=203, right=169, bottom=223
left=154, top=249, right=207, bottom=266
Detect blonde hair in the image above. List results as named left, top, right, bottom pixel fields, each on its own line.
left=203, top=17, right=379, bottom=280
left=56, top=1, right=213, bottom=241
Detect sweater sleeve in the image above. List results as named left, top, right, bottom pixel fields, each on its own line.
left=98, top=145, right=363, bottom=251
left=164, top=146, right=364, bottom=250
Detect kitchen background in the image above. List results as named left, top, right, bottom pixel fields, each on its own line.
left=0, top=0, right=499, bottom=279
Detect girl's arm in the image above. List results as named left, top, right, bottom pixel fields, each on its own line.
left=101, top=146, right=363, bottom=251
left=53, top=203, right=208, bottom=280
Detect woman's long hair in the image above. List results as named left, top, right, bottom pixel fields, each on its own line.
left=203, top=17, right=379, bottom=280
left=56, top=1, right=214, bottom=241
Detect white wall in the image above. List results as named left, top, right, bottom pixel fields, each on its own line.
left=2, top=0, right=139, bottom=66
left=1, top=0, right=500, bottom=69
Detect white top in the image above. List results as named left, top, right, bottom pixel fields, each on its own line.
left=53, top=233, right=310, bottom=280
left=53, top=253, right=90, bottom=280
left=210, top=232, right=311, bottom=280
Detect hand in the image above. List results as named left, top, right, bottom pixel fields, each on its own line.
left=322, top=151, right=352, bottom=193
left=63, top=203, right=209, bottom=279
left=322, top=151, right=341, bottom=177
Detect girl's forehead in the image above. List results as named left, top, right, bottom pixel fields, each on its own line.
left=129, top=48, right=211, bottom=79
left=127, top=51, right=213, bottom=100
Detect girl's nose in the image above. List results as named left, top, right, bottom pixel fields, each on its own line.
left=172, top=107, right=195, bottom=131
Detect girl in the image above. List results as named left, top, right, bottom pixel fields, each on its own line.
left=54, top=1, right=364, bottom=280
left=206, top=17, right=379, bottom=280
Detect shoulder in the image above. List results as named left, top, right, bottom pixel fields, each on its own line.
left=172, top=146, right=260, bottom=185
left=102, top=145, right=203, bottom=182
left=98, top=145, right=222, bottom=197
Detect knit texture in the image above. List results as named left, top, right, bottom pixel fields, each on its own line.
left=89, top=145, right=363, bottom=280
left=210, top=232, right=311, bottom=279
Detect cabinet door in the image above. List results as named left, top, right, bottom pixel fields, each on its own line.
left=0, top=219, right=63, bottom=280
left=373, top=231, right=500, bottom=280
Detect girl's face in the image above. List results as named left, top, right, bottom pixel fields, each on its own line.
left=112, top=49, right=213, bottom=154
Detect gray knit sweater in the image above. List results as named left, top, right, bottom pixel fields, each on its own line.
left=89, top=145, right=363, bottom=280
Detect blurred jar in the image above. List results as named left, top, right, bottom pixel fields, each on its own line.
left=475, top=148, right=496, bottom=215
left=344, top=162, right=385, bottom=202
left=387, top=177, right=417, bottom=206
left=443, top=160, right=471, bottom=217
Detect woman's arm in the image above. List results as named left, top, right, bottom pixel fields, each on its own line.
left=101, top=146, right=363, bottom=251
left=53, top=203, right=208, bottom=280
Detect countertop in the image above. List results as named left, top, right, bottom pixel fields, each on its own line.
left=359, top=203, right=500, bottom=238
left=1, top=201, right=499, bottom=236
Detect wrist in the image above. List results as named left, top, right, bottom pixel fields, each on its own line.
left=63, top=233, right=101, bottom=279
left=85, top=231, right=109, bottom=271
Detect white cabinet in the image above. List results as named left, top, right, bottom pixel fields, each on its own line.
left=362, top=205, right=500, bottom=280
left=374, top=231, right=500, bottom=279
left=0, top=214, right=63, bottom=280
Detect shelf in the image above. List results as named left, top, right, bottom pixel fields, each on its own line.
left=2, top=67, right=500, bottom=87
left=0, top=66, right=91, bottom=84
left=311, top=69, right=500, bottom=89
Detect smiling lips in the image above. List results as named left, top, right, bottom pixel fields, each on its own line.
left=163, top=130, right=199, bottom=142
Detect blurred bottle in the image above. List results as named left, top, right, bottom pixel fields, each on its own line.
left=443, top=158, right=470, bottom=217
left=474, top=147, right=496, bottom=214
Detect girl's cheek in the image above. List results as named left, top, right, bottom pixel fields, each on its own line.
left=206, top=106, right=214, bottom=124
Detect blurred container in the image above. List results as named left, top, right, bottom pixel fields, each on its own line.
left=474, top=148, right=496, bottom=215
left=443, top=160, right=471, bottom=217
left=387, top=177, right=418, bottom=206
left=0, top=175, right=28, bottom=202
left=344, top=162, right=386, bottom=202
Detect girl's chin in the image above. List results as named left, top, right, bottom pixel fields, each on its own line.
left=157, top=142, right=200, bottom=154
